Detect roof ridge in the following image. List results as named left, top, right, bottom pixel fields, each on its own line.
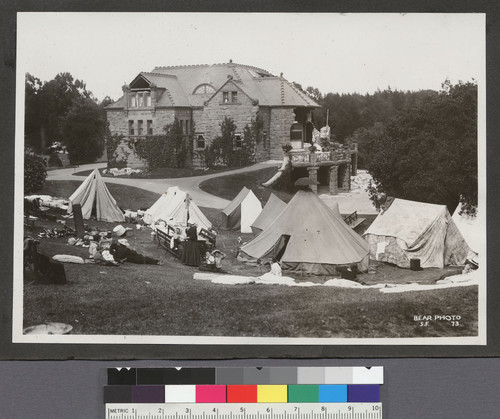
left=286, top=79, right=317, bottom=105
left=152, top=62, right=274, bottom=76
left=142, top=71, right=178, bottom=78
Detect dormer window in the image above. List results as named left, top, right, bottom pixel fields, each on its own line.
left=222, top=91, right=238, bottom=104
left=193, top=84, right=215, bottom=95
left=129, top=91, right=151, bottom=108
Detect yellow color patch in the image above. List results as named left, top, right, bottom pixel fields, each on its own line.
left=257, top=385, right=288, bottom=403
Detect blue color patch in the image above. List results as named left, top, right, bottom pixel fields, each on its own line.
left=318, top=385, right=347, bottom=402
left=347, top=385, right=380, bottom=402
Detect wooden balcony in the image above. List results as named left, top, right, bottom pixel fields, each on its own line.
left=290, top=149, right=351, bottom=167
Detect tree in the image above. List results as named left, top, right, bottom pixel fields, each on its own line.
left=24, top=72, right=95, bottom=152
left=367, top=80, right=477, bottom=214
left=205, top=117, right=237, bottom=167
left=61, top=96, right=106, bottom=164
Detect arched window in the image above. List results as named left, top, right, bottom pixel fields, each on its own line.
left=193, top=84, right=216, bottom=95
left=290, top=122, right=303, bottom=149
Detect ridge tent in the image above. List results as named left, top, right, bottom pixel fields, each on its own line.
left=143, top=186, right=212, bottom=231
left=238, top=190, right=369, bottom=275
left=67, top=169, right=125, bottom=222
left=363, top=198, right=470, bottom=269
left=222, top=187, right=262, bottom=233
left=251, top=193, right=287, bottom=234
left=452, top=203, right=480, bottom=257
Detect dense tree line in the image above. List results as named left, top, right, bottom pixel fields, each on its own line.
left=25, top=72, right=109, bottom=164
left=299, top=80, right=478, bottom=213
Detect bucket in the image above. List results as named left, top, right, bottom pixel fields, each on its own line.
left=410, top=258, right=422, bottom=271
left=151, top=231, right=157, bottom=242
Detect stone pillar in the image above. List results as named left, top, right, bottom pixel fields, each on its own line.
left=307, top=166, right=319, bottom=193
left=342, top=164, right=351, bottom=191
left=351, top=152, right=358, bottom=176
left=329, top=164, right=339, bottom=195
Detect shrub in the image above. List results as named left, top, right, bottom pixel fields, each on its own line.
left=24, top=150, right=47, bottom=194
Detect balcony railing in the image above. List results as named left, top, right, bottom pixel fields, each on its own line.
left=290, top=149, right=351, bottom=164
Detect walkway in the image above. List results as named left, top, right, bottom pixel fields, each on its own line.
left=47, top=161, right=283, bottom=209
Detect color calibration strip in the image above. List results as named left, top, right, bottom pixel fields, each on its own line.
left=107, top=367, right=384, bottom=386
left=104, top=384, right=380, bottom=404
left=106, top=402, right=383, bottom=419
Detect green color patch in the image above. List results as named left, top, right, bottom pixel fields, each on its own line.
left=288, top=385, right=319, bottom=403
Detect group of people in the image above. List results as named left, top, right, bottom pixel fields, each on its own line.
left=181, top=222, right=227, bottom=272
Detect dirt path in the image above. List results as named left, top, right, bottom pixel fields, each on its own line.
left=47, top=161, right=282, bottom=209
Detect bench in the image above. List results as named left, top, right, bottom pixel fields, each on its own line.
left=155, top=225, right=182, bottom=257
left=343, top=211, right=366, bottom=231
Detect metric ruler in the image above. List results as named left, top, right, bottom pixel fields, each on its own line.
left=105, top=403, right=382, bottom=419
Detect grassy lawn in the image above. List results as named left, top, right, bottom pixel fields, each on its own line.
left=39, top=180, right=161, bottom=211
left=200, top=167, right=293, bottom=202
left=73, top=166, right=245, bottom=179
left=23, top=182, right=478, bottom=338
left=23, top=228, right=478, bottom=337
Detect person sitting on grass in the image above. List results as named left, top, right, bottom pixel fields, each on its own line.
left=109, top=239, right=161, bottom=265
left=212, top=249, right=226, bottom=272
left=270, top=257, right=282, bottom=276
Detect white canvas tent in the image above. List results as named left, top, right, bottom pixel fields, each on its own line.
left=143, top=186, right=211, bottom=230
left=251, top=193, right=286, bottom=234
left=222, top=187, right=262, bottom=233
left=363, top=198, right=470, bottom=268
left=239, top=190, right=370, bottom=275
left=452, top=203, right=480, bottom=256
left=67, top=169, right=125, bottom=222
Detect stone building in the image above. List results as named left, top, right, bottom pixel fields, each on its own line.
left=105, top=61, right=357, bottom=194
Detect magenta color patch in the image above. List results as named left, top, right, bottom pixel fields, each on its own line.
left=196, top=385, right=227, bottom=403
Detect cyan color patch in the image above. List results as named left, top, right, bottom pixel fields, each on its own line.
left=318, top=385, right=347, bottom=402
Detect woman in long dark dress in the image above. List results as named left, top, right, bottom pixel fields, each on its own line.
left=181, top=223, right=201, bottom=266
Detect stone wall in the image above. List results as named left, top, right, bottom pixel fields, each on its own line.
left=191, top=82, right=260, bottom=168
left=269, top=107, right=296, bottom=160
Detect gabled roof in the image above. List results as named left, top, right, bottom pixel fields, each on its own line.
left=106, top=62, right=319, bottom=109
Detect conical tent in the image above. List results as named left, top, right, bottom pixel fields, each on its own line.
left=452, top=203, right=480, bottom=256
left=239, top=190, right=370, bottom=275
left=143, top=186, right=212, bottom=230
left=222, top=187, right=262, bottom=233
left=251, top=193, right=286, bottom=234
left=363, top=198, right=470, bottom=268
left=67, top=169, right=125, bottom=222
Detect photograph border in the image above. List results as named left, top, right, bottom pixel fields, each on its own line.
left=2, top=1, right=499, bottom=359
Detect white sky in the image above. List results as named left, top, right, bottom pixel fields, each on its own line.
left=17, top=12, right=485, bottom=102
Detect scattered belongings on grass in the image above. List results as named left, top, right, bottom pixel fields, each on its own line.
left=102, top=167, right=143, bottom=176
left=193, top=269, right=479, bottom=292
left=23, top=322, right=73, bottom=335
left=23, top=237, right=67, bottom=284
